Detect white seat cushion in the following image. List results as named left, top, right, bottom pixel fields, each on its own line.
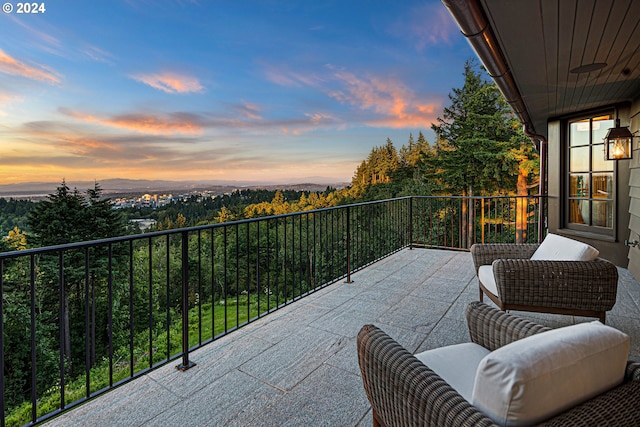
left=415, top=343, right=490, bottom=402
left=472, top=321, right=630, bottom=426
left=478, top=265, right=498, bottom=297
left=530, top=233, right=599, bottom=261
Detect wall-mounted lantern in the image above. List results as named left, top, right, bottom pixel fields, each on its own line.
left=604, top=119, right=633, bottom=160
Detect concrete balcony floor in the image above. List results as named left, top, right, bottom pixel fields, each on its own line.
left=44, top=248, right=640, bottom=427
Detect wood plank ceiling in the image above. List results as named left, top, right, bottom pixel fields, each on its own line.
left=480, top=0, right=640, bottom=137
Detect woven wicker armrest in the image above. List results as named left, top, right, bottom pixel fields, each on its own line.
left=357, top=314, right=640, bottom=426
left=492, top=258, right=619, bottom=311
left=537, top=380, right=640, bottom=426
left=465, top=301, right=551, bottom=351
left=627, top=361, right=640, bottom=381
left=470, top=243, right=539, bottom=272
left=357, top=324, right=496, bottom=427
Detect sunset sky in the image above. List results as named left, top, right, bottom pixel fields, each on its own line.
left=0, top=0, right=474, bottom=186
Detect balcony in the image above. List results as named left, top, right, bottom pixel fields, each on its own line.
left=2, top=195, right=638, bottom=426
left=41, top=248, right=640, bottom=426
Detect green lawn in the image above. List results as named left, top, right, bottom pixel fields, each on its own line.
left=6, top=293, right=280, bottom=427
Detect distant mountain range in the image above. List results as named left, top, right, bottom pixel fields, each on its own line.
left=0, top=178, right=349, bottom=199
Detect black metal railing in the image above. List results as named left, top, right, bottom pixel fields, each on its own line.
left=411, top=195, right=542, bottom=249
left=0, top=195, right=541, bottom=426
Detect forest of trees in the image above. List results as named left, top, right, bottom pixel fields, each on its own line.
left=0, top=198, right=34, bottom=243
left=0, top=61, right=540, bottom=425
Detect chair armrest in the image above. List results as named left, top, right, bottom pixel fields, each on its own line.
left=470, top=243, right=539, bottom=272
left=465, top=301, right=551, bottom=351
left=357, top=324, right=497, bottom=427
left=492, top=258, right=619, bottom=311
left=537, top=380, right=640, bottom=426
left=626, top=361, right=640, bottom=382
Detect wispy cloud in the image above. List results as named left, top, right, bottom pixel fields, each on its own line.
left=7, top=15, right=66, bottom=57
left=83, top=45, right=116, bottom=64
left=280, top=112, right=342, bottom=135
left=261, top=61, right=440, bottom=130
left=233, top=102, right=263, bottom=120
left=130, top=71, right=204, bottom=94
left=390, top=3, right=458, bottom=50
left=0, top=90, right=21, bottom=116
left=59, top=108, right=204, bottom=135
left=0, top=49, right=60, bottom=84
left=262, top=63, right=324, bottom=88
left=0, top=109, right=356, bottom=184
left=329, top=68, right=440, bottom=128
left=5, top=121, right=200, bottom=167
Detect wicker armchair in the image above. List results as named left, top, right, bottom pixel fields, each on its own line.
left=357, top=301, right=640, bottom=427
left=470, top=243, right=619, bottom=322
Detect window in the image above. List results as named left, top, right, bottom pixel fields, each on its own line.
left=567, top=114, right=615, bottom=234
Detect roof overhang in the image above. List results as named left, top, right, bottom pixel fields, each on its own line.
left=442, top=0, right=640, bottom=140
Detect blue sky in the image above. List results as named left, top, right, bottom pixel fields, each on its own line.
left=0, top=0, right=474, bottom=185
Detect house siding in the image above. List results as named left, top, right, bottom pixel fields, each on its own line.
left=628, top=98, right=640, bottom=280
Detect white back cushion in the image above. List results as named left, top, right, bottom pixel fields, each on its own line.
left=472, top=321, right=629, bottom=426
left=530, top=233, right=599, bottom=261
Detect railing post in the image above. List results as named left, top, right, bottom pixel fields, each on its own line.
left=0, top=261, right=5, bottom=427
left=481, top=198, right=485, bottom=243
left=58, top=252, right=66, bottom=409
left=537, top=195, right=546, bottom=243
left=177, top=231, right=196, bottom=371
left=409, top=197, right=414, bottom=249
left=467, top=196, right=474, bottom=248
left=345, top=206, right=352, bottom=283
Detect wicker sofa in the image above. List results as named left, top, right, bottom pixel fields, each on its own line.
left=357, top=301, right=640, bottom=427
left=470, top=240, right=619, bottom=322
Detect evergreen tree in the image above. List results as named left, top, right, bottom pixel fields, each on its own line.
left=27, top=180, right=89, bottom=245
left=430, top=59, right=520, bottom=196
left=379, top=138, right=400, bottom=183
left=429, top=60, right=539, bottom=245
left=86, top=182, right=127, bottom=238
left=0, top=198, right=36, bottom=236
left=26, top=180, right=129, bottom=374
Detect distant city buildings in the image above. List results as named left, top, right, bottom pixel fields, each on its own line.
left=110, top=190, right=224, bottom=232
left=111, top=193, right=174, bottom=209
left=110, top=190, right=223, bottom=210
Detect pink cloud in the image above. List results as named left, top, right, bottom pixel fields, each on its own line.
left=329, top=70, right=440, bottom=128
left=282, top=112, right=342, bottom=135
left=60, top=108, right=203, bottom=135
left=0, top=49, right=60, bottom=84
left=131, top=71, right=204, bottom=94
left=234, top=102, right=263, bottom=120
left=56, top=136, right=123, bottom=157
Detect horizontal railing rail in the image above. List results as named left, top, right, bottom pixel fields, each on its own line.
left=0, top=195, right=542, bottom=426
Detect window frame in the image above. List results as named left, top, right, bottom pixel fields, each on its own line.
left=564, top=110, right=617, bottom=237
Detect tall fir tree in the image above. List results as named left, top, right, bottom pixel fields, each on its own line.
left=430, top=59, right=528, bottom=196
left=429, top=60, right=539, bottom=245
left=27, top=180, right=129, bottom=374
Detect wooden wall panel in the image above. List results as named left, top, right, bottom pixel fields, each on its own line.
left=627, top=99, right=639, bottom=279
